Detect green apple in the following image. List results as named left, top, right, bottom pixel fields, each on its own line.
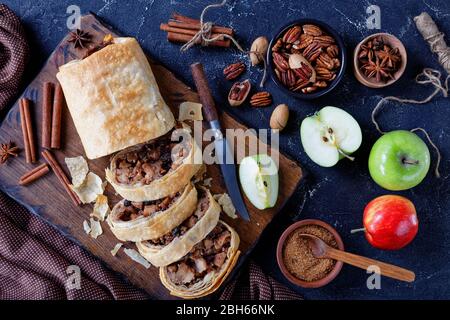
left=300, top=106, right=362, bottom=167
left=368, top=130, right=430, bottom=191
left=239, top=154, right=279, bottom=210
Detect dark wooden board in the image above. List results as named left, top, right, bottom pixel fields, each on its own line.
left=0, top=14, right=303, bottom=299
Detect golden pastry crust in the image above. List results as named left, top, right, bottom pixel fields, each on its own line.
left=105, top=125, right=202, bottom=202
left=56, top=37, right=175, bottom=159
left=159, top=221, right=240, bottom=299
left=107, top=183, right=198, bottom=242
left=137, top=188, right=221, bottom=267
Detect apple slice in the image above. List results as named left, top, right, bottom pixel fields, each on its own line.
left=300, top=106, right=362, bottom=167
left=239, top=154, right=279, bottom=210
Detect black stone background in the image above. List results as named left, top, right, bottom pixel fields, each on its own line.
left=4, top=0, right=450, bottom=299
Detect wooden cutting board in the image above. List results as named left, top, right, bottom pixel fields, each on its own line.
left=0, top=14, right=303, bottom=299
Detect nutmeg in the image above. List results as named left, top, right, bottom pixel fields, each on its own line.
left=250, top=36, right=269, bottom=66
left=270, top=104, right=289, bottom=131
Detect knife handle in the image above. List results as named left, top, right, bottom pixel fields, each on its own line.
left=190, top=62, right=219, bottom=122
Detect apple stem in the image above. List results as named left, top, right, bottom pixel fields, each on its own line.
left=402, top=158, right=419, bottom=165
left=338, top=148, right=355, bottom=161
left=350, top=227, right=366, bottom=234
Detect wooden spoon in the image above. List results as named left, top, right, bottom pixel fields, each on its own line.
left=299, top=234, right=415, bottom=282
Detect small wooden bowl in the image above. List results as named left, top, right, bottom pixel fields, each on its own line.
left=276, top=219, right=344, bottom=288
left=353, top=33, right=407, bottom=88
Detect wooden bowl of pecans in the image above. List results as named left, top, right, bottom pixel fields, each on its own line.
left=268, top=20, right=346, bottom=99
left=353, top=33, right=407, bottom=88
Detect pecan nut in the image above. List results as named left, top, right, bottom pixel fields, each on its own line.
left=326, top=44, right=339, bottom=58
left=280, top=69, right=296, bottom=87
left=314, top=35, right=335, bottom=47
left=282, top=26, right=302, bottom=44
left=296, top=34, right=314, bottom=50
left=223, top=62, right=246, bottom=80
left=250, top=91, right=272, bottom=107
left=303, top=24, right=322, bottom=36
left=316, top=53, right=335, bottom=70
left=303, top=41, right=322, bottom=62
left=228, top=79, right=251, bottom=107
left=272, top=52, right=290, bottom=72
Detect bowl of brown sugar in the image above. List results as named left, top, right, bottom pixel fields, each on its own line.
left=277, top=219, right=344, bottom=288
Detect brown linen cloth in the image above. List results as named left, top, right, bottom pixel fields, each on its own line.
left=0, top=4, right=301, bottom=300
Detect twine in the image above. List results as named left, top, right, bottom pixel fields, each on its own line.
left=371, top=68, right=449, bottom=178
left=180, top=0, right=267, bottom=87
left=414, top=12, right=450, bottom=74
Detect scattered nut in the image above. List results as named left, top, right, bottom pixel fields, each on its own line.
left=223, top=61, right=246, bottom=80
left=250, top=36, right=269, bottom=66
left=250, top=91, right=272, bottom=107
left=228, top=79, right=251, bottom=107
left=270, top=104, right=289, bottom=131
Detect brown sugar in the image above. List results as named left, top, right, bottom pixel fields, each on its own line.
left=282, top=224, right=338, bottom=282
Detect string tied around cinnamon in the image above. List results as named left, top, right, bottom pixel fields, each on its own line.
left=371, top=68, right=449, bottom=178
left=180, top=0, right=267, bottom=87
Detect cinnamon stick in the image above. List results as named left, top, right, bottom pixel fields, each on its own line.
left=51, top=83, right=64, bottom=149
left=172, top=12, right=201, bottom=25
left=167, top=32, right=230, bottom=48
left=19, top=163, right=50, bottom=186
left=167, top=20, right=233, bottom=36
left=19, top=99, right=31, bottom=163
left=42, top=82, right=53, bottom=149
left=160, top=23, right=225, bottom=40
left=42, top=150, right=81, bottom=206
left=20, top=98, right=37, bottom=163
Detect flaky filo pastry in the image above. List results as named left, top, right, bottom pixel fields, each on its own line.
left=159, top=220, right=240, bottom=299
left=137, top=187, right=221, bottom=267
left=107, top=183, right=198, bottom=242
left=105, top=124, right=202, bottom=202
left=56, top=37, right=175, bottom=159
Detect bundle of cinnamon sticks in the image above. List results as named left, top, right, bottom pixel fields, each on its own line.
left=17, top=82, right=80, bottom=205
left=160, top=13, right=233, bottom=48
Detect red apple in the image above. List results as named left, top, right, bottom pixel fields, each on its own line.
left=363, top=195, right=418, bottom=250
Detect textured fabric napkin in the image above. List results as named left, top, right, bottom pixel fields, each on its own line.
left=0, top=4, right=301, bottom=301
left=0, top=4, right=29, bottom=108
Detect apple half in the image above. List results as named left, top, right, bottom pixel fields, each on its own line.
left=239, top=154, right=279, bottom=210
left=300, top=106, right=362, bottom=167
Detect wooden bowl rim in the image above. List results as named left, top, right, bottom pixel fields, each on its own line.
left=353, top=32, right=407, bottom=88
left=276, top=219, right=345, bottom=288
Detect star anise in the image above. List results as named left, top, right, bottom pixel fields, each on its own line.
left=376, top=45, right=401, bottom=68
left=358, top=36, right=384, bottom=62
left=0, top=141, right=20, bottom=165
left=358, top=42, right=375, bottom=62
left=361, top=57, right=393, bottom=83
left=68, top=29, right=92, bottom=49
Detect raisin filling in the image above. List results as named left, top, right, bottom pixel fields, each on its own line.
left=166, top=224, right=231, bottom=286
left=116, top=193, right=180, bottom=222
left=114, top=132, right=190, bottom=186
left=148, top=190, right=210, bottom=246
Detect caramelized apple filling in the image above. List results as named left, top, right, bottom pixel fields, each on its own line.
left=166, top=224, right=231, bottom=286
left=114, top=131, right=190, bottom=186
left=148, top=190, right=210, bottom=246
left=116, top=193, right=180, bottom=221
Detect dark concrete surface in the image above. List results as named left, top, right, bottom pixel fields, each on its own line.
left=4, top=0, right=450, bottom=299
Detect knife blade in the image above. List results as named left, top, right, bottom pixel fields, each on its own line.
left=190, top=63, right=250, bottom=221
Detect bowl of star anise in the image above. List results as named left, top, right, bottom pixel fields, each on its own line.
left=354, top=33, right=407, bottom=88
left=268, top=19, right=346, bottom=99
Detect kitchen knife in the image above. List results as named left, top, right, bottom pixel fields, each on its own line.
left=190, top=62, right=251, bottom=221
